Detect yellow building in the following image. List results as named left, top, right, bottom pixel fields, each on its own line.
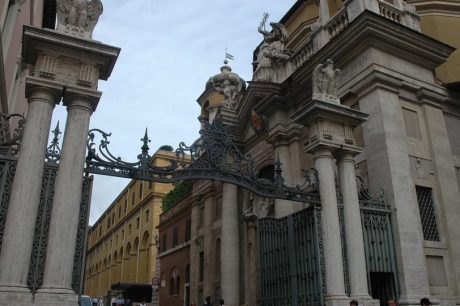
left=84, top=149, right=175, bottom=299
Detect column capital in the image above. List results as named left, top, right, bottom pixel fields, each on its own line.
left=25, top=77, right=63, bottom=104
left=334, top=150, right=358, bottom=162
left=312, top=147, right=333, bottom=160
left=63, top=85, right=102, bottom=112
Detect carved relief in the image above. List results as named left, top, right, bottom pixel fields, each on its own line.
left=250, top=110, right=267, bottom=134
left=36, top=55, right=57, bottom=79
left=312, top=59, right=341, bottom=104
left=56, top=0, right=103, bottom=39
left=78, top=63, right=98, bottom=87
left=243, top=192, right=274, bottom=220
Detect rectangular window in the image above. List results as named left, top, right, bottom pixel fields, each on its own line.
left=107, top=218, right=110, bottom=229
left=149, top=181, right=153, bottom=189
left=121, top=229, right=124, bottom=239
left=124, top=199, right=127, bottom=213
left=132, top=192, right=135, bottom=206
left=112, top=213, right=115, bottom=225
left=199, top=252, right=204, bottom=282
left=118, top=206, right=121, bottom=218
left=139, top=183, right=143, bottom=199
left=415, top=186, right=440, bottom=241
left=136, top=217, right=140, bottom=229
left=173, top=227, right=179, bottom=247
left=185, top=219, right=191, bottom=241
left=145, top=209, right=149, bottom=222
left=162, top=234, right=167, bottom=252
left=128, top=224, right=132, bottom=234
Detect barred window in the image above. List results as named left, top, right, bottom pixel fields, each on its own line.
left=415, top=186, right=440, bottom=241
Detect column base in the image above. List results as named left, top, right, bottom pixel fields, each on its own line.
left=34, top=288, right=78, bottom=306
left=325, top=296, right=351, bottom=306
left=0, top=285, right=33, bottom=306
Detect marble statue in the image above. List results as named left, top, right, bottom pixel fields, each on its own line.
left=56, top=0, right=103, bottom=39
left=312, top=59, right=341, bottom=103
left=211, top=74, right=244, bottom=110
left=253, top=13, right=292, bottom=81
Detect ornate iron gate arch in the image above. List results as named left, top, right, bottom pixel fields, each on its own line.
left=85, top=113, right=320, bottom=203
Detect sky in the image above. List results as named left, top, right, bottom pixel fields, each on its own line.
left=50, top=0, right=298, bottom=225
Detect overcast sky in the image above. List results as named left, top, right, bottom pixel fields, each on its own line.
left=50, top=0, right=298, bottom=225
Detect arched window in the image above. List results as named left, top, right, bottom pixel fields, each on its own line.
left=169, top=267, right=180, bottom=296
left=142, top=231, right=150, bottom=249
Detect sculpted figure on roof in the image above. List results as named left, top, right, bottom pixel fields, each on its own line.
left=253, top=12, right=292, bottom=81
left=56, top=0, right=103, bottom=39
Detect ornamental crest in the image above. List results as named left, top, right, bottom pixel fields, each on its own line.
left=250, top=110, right=266, bottom=134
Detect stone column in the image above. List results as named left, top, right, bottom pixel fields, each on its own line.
left=314, top=148, right=348, bottom=305
left=35, top=92, right=97, bottom=306
left=336, top=152, right=371, bottom=299
left=0, top=79, right=61, bottom=306
left=203, top=191, right=214, bottom=297
left=221, top=183, right=239, bottom=306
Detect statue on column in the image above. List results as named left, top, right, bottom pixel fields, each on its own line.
left=312, top=59, right=341, bottom=104
left=56, top=0, right=103, bottom=39
left=253, top=12, right=292, bottom=81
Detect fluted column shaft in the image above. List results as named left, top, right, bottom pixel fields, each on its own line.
left=221, top=183, right=239, bottom=306
left=314, top=148, right=347, bottom=299
left=0, top=84, right=59, bottom=301
left=337, top=153, right=370, bottom=298
left=36, top=95, right=93, bottom=305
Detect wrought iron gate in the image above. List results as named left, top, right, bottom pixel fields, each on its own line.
left=258, top=206, right=325, bottom=306
left=357, top=177, right=399, bottom=305
left=0, top=121, right=93, bottom=295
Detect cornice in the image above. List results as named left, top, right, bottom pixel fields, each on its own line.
left=407, top=1, right=460, bottom=16
left=22, top=26, right=120, bottom=80
left=291, top=11, right=454, bottom=86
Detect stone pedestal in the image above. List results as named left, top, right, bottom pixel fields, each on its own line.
left=0, top=79, right=61, bottom=306
left=221, top=183, right=239, bottom=306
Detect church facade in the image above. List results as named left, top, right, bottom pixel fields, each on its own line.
left=158, top=1, right=460, bottom=306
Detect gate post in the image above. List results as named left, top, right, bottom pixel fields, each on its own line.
left=292, top=59, right=369, bottom=306
left=34, top=93, right=98, bottom=305
left=17, top=15, right=119, bottom=305
left=0, top=80, right=61, bottom=305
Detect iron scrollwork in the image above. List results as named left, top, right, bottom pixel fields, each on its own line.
left=0, top=112, right=25, bottom=155
left=85, top=114, right=321, bottom=203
